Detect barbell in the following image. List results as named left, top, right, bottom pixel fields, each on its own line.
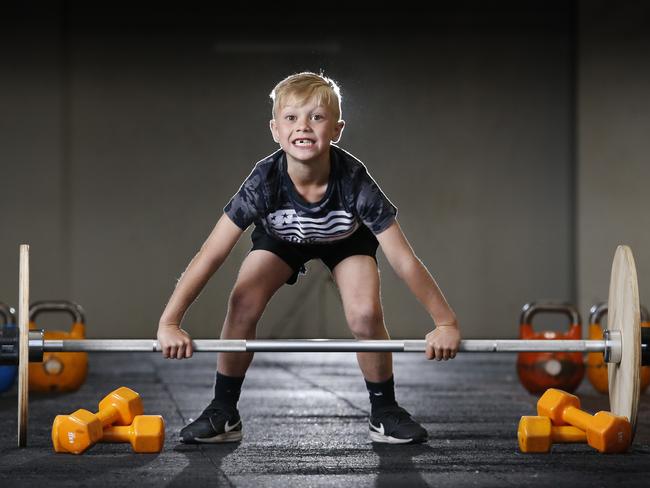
left=7, top=244, right=648, bottom=448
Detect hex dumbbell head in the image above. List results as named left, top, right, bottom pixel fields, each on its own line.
left=518, top=416, right=553, bottom=453
left=537, top=388, right=580, bottom=426
left=98, top=386, right=143, bottom=425
left=587, top=411, right=632, bottom=453
left=52, top=409, right=103, bottom=454
left=102, top=415, right=165, bottom=453
left=130, top=415, right=165, bottom=453
left=518, top=415, right=587, bottom=453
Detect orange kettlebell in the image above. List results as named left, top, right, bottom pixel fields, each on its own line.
left=586, top=302, right=650, bottom=394
left=29, top=301, right=88, bottom=392
left=517, top=302, right=585, bottom=394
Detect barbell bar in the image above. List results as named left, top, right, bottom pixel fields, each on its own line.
left=0, top=330, right=630, bottom=361
left=11, top=244, right=646, bottom=448
left=17, top=335, right=624, bottom=356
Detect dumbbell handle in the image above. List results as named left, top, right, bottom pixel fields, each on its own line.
left=102, top=423, right=137, bottom=442
left=552, top=425, right=587, bottom=443
left=562, top=406, right=595, bottom=431
left=95, top=405, right=121, bottom=428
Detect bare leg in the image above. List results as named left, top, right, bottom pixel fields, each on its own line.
left=217, top=250, right=294, bottom=377
left=332, top=255, right=392, bottom=382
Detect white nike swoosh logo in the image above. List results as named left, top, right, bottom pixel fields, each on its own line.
left=224, top=419, right=241, bottom=432
left=369, top=421, right=385, bottom=436
left=373, top=392, right=383, bottom=396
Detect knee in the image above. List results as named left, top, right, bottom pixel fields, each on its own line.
left=347, top=305, right=384, bottom=339
left=226, top=287, right=267, bottom=330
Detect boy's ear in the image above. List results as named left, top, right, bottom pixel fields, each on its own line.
left=332, top=120, right=345, bottom=144
left=269, top=119, right=279, bottom=143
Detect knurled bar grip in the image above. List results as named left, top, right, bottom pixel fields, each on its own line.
left=41, top=338, right=610, bottom=354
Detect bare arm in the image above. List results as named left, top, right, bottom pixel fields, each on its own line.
left=157, top=213, right=244, bottom=359
left=376, top=219, right=460, bottom=360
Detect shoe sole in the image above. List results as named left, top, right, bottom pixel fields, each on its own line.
left=181, top=430, right=243, bottom=444
left=369, top=430, right=426, bottom=444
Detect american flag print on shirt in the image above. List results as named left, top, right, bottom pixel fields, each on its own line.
left=265, top=209, right=359, bottom=243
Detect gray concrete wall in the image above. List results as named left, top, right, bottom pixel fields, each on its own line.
left=1, top=5, right=575, bottom=339
left=0, top=4, right=70, bottom=327
left=577, top=1, right=650, bottom=319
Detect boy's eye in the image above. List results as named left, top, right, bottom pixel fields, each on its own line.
left=312, top=114, right=323, bottom=120
left=285, top=115, right=296, bottom=121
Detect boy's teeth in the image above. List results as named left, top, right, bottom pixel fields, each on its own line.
left=295, top=139, right=314, bottom=145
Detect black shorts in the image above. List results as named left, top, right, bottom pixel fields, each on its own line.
left=250, top=224, right=379, bottom=285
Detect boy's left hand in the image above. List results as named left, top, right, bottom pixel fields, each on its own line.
left=425, top=324, right=461, bottom=361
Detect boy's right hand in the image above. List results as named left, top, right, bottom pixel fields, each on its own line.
left=157, top=324, right=193, bottom=359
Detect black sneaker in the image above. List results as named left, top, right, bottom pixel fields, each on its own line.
left=179, top=400, right=242, bottom=444
left=369, top=405, right=428, bottom=444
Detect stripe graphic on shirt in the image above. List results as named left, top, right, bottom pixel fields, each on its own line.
left=265, top=209, right=358, bottom=243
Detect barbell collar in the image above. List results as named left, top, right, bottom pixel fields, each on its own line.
left=642, top=327, right=650, bottom=366
left=28, top=329, right=44, bottom=363
left=0, top=333, right=18, bottom=365
left=603, top=329, right=622, bottom=364
left=0, top=329, right=43, bottom=365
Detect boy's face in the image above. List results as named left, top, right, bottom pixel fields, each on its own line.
left=270, top=96, right=345, bottom=165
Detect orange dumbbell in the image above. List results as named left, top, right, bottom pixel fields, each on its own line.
left=52, top=386, right=143, bottom=454
left=537, top=388, right=631, bottom=453
left=518, top=415, right=586, bottom=453
left=101, top=415, right=165, bottom=453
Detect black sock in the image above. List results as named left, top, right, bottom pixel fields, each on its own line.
left=365, top=375, right=397, bottom=411
left=214, top=372, right=245, bottom=408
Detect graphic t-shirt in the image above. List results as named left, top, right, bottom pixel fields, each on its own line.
left=224, top=145, right=397, bottom=244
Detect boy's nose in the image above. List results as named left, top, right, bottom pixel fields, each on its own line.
left=297, top=118, right=312, bottom=131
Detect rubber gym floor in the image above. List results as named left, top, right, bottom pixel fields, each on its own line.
left=1, top=352, right=649, bottom=487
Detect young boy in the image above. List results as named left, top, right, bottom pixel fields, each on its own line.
left=157, top=72, right=461, bottom=445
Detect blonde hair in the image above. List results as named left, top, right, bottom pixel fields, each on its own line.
left=270, top=72, right=342, bottom=121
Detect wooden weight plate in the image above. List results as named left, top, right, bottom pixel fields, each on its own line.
left=608, top=245, right=641, bottom=437
left=18, top=245, right=30, bottom=447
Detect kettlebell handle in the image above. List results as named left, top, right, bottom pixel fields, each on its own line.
left=0, top=302, right=17, bottom=326
left=589, top=302, right=649, bottom=324
left=520, top=302, right=581, bottom=326
left=29, top=301, right=85, bottom=324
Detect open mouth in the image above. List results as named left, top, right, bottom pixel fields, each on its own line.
left=292, top=139, right=316, bottom=146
